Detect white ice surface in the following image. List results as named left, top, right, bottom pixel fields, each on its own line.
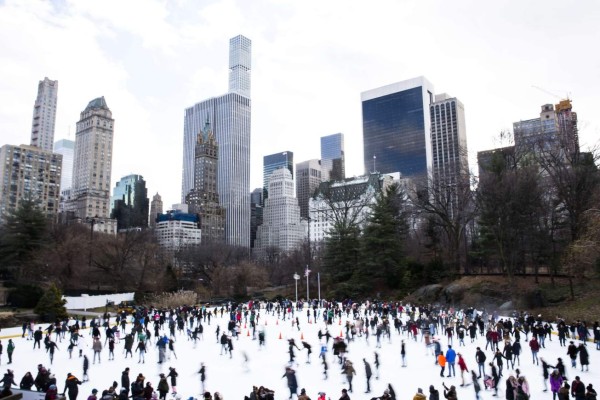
left=0, top=310, right=597, bottom=400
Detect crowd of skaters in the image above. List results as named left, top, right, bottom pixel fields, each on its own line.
left=0, top=300, right=596, bottom=400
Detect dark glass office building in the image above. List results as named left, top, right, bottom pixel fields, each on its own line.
left=320, top=133, right=345, bottom=181
left=263, top=151, right=293, bottom=202
left=361, top=77, right=435, bottom=178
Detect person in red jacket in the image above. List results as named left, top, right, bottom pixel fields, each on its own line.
left=529, top=336, right=540, bottom=365
left=457, top=353, right=469, bottom=387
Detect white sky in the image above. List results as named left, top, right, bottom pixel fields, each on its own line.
left=1, top=0, right=599, bottom=207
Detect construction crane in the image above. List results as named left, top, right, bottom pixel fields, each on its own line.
left=531, top=85, right=571, bottom=101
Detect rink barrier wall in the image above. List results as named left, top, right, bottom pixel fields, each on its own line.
left=10, top=389, right=65, bottom=400
left=62, top=292, right=135, bottom=310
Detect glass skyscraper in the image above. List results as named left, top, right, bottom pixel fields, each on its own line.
left=53, top=138, right=74, bottom=192
left=110, top=174, right=149, bottom=230
left=320, top=133, right=345, bottom=181
left=361, top=77, right=435, bottom=178
left=263, top=151, right=293, bottom=202
left=182, top=35, right=251, bottom=247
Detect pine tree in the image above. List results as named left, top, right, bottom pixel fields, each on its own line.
left=358, top=183, right=408, bottom=290
left=34, top=283, right=68, bottom=321
left=0, top=197, right=49, bottom=281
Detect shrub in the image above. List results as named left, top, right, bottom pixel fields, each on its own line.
left=7, top=284, right=44, bottom=308
left=149, top=290, right=197, bottom=308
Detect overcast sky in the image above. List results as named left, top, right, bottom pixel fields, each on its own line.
left=1, top=0, right=599, bottom=207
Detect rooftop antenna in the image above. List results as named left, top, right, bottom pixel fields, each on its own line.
left=373, top=155, right=376, bottom=173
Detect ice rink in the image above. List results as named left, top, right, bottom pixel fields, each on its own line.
left=0, top=307, right=597, bottom=399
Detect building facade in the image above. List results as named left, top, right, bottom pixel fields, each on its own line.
left=361, top=76, right=435, bottom=178
left=309, top=173, right=393, bottom=243
left=0, top=144, right=62, bottom=219
left=66, top=97, right=116, bottom=234
left=30, top=77, right=58, bottom=152
left=514, top=100, right=579, bottom=159
left=185, top=120, right=225, bottom=244
left=149, top=193, right=163, bottom=228
left=110, top=174, right=149, bottom=230
left=263, top=151, right=293, bottom=202
left=296, top=159, right=322, bottom=220
left=430, top=94, right=468, bottom=184
left=320, top=133, right=345, bottom=181
left=53, top=138, right=74, bottom=192
left=250, top=187, right=263, bottom=249
left=182, top=35, right=251, bottom=247
left=155, top=210, right=201, bottom=250
left=254, top=168, right=305, bottom=258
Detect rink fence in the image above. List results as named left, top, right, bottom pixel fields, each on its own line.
left=62, top=292, right=135, bottom=310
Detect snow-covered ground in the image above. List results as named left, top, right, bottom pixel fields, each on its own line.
left=0, top=308, right=597, bottom=400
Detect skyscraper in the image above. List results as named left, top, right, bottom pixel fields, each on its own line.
left=150, top=193, right=163, bottom=228
left=229, top=35, right=251, bottom=97
left=254, top=168, right=305, bottom=258
left=250, top=188, right=263, bottom=249
left=263, top=151, right=293, bottom=202
left=320, top=133, right=345, bottom=181
left=53, top=138, right=74, bottom=192
left=296, top=159, right=322, bottom=220
left=182, top=35, right=251, bottom=247
left=110, top=174, right=149, bottom=230
left=0, top=144, right=62, bottom=219
left=361, top=76, right=435, bottom=178
left=30, top=77, right=58, bottom=152
left=430, top=94, right=469, bottom=186
left=70, top=97, right=115, bottom=227
left=185, top=119, right=225, bottom=244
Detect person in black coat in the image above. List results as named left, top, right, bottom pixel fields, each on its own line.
left=282, top=367, right=298, bottom=400
left=121, top=368, right=130, bottom=396
left=19, top=372, right=34, bottom=390
left=62, top=373, right=82, bottom=400
left=428, top=385, right=439, bottom=400
left=578, top=344, right=589, bottom=371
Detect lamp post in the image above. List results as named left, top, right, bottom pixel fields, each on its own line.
left=293, top=273, right=300, bottom=305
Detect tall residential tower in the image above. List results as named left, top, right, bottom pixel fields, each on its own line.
left=30, top=77, right=58, bottom=152
left=182, top=35, right=251, bottom=247
left=69, top=97, right=116, bottom=233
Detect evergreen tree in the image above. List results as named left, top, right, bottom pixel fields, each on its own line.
left=358, top=183, right=409, bottom=290
left=34, top=283, right=68, bottom=321
left=0, top=198, right=49, bottom=281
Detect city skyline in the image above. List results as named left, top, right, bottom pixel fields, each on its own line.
left=0, top=1, right=599, bottom=208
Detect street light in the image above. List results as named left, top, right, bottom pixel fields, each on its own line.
left=293, top=273, right=300, bottom=305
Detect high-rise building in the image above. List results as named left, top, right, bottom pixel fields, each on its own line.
left=320, top=133, right=345, bottom=181
left=362, top=76, right=435, bottom=178
left=430, top=94, right=469, bottom=186
left=53, top=139, right=74, bottom=192
left=149, top=193, right=163, bottom=228
left=250, top=188, right=263, bottom=249
left=182, top=35, right=251, bottom=247
left=30, top=77, right=58, bottom=152
left=185, top=119, right=225, bottom=244
left=254, top=168, right=305, bottom=258
left=263, top=151, right=293, bottom=202
left=229, top=35, right=251, bottom=98
left=296, top=159, right=322, bottom=220
left=514, top=100, right=579, bottom=159
left=110, top=174, right=149, bottom=230
left=0, top=144, right=62, bottom=219
left=68, top=97, right=117, bottom=234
